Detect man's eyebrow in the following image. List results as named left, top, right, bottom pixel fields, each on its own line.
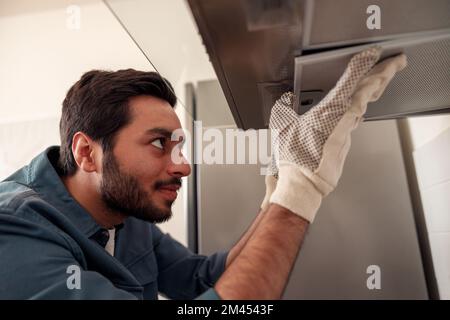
left=143, top=127, right=185, bottom=141
left=144, top=127, right=174, bottom=138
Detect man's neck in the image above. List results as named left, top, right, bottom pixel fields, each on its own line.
left=61, top=172, right=126, bottom=229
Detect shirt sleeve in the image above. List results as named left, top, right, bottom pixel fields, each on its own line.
left=0, top=212, right=137, bottom=300
left=195, top=288, right=222, bottom=300
left=151, top=224, right=228, bottom=300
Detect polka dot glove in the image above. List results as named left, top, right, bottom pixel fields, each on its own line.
left=267, top=47, right=407, bottom=222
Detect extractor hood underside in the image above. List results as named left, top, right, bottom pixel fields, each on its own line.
left=188, top=0, right=450, bottom=129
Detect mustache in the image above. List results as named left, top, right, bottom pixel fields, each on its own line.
left=154, top=177, right=182, bottom=189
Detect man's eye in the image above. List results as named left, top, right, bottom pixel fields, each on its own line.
left=151, top=138, right=165, bottom=150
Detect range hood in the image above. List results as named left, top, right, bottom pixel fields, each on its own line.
left=187, top=0, right=450, bottom=129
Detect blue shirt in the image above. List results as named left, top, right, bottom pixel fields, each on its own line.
left=0, top=146, right=227, bottom=299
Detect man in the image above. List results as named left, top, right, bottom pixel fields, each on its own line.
left=0, top=47, right=407, bottom=299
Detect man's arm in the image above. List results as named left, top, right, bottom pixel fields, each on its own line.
left=215, top=203, right=309, bottom=299
left=225, top=209, right=266, bottom=268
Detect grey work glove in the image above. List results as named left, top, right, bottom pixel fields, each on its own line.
left=261, top=46, right=407, bottom=221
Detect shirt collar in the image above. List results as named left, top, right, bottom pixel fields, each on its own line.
left=90, top=223, right=124, bottom=248
left=26, top=146, right=104, bottom=238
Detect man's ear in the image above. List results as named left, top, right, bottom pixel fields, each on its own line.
left=71, top=132, right=101, bottom=173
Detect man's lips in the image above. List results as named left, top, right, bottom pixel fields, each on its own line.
left=157, top=184, right=181, bottom=201
left=159, top=184, right=181, bottom=191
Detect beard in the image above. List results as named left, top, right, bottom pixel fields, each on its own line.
left=100, top=150, right=178, bottom=224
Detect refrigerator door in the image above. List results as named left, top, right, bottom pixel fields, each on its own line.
left=194, top=79, right=428, bottom=299
left=187, top=0, right=450, bottom=129
left=282, top=119, right=428, bottom=299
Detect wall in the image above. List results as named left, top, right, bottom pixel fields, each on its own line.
left=407, top=115, right=450, bottom=299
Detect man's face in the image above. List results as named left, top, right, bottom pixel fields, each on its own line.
left=99, top=95, right=191, bottom=223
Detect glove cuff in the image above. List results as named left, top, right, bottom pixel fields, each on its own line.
left=260, top=175, right=277, bottom=211
left=269, top=163, right=323, bottom=222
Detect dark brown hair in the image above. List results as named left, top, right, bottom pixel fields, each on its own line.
left=59, top=69, right=176, bottom=176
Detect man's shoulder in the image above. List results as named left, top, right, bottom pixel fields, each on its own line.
left=0, top=178, right=35, bottom=212
left=0, top=178, right=67, bottom=238
left=0, top=161, right=32, bottom=207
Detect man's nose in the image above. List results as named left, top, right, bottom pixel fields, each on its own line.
left=167, top=154, right=191, bottom=178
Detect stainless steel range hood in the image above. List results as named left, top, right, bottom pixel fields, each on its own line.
left=187, top=0, right=450, bottom=129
